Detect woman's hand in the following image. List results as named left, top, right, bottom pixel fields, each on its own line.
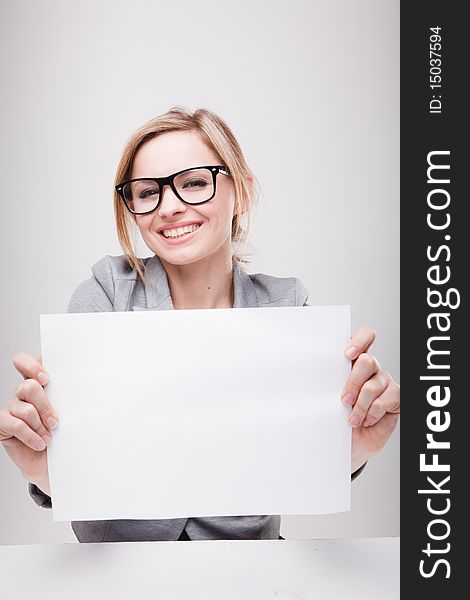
left=0, top=353, right=59, bottom=496
left=341, top=327, right=400, bottom=473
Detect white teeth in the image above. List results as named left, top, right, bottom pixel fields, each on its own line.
left=162, top=224, right=201, bottom=238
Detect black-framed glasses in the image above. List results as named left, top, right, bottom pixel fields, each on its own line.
left=115, top=165, right=231, bottom=215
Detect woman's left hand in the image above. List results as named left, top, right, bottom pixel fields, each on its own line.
left=341, top=326, right=400, bottom=473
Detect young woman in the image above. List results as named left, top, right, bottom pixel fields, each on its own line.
left=0, top=107, right=400, bottom=542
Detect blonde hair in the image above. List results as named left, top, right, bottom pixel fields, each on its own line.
left=113, top=106, right=260, bottom=284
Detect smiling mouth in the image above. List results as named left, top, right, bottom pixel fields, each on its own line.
left=157, top=223, right=202, bottom=240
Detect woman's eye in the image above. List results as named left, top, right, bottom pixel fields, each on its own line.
left=183, top=179, right=207, bottom=189
left=139, top=189, right=159, bottom=199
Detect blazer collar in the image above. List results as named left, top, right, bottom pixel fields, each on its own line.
left=133, top=255, right=259, bottom=311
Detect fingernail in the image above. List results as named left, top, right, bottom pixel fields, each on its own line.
left=36, top=440, right=46, bottom=451
left=46, top=417, right=58, bottom=429
left=363, top=416, right=372, bottom=427
left=38, top=371, right=49, bottom=385
left=349, top=415, right=361, bottom=428
left=342, top=393, right=354, bottom=406
left=43, top=434, right=52, bottom=446
left=345, top=346, right=358, bottom=360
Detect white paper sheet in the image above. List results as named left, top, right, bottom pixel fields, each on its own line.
left=40, top=305, right=351, bottom=522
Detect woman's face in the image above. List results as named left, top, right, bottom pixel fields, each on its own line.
left=130, top=130, right=237, bottom=266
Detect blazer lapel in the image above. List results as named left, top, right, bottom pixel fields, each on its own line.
left=132, top=254, right=174, bottom=311
left=232, top=258, right=259, bottom=308
left=132, top=255, right=259, bottom=311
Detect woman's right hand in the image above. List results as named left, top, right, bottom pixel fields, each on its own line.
left=0, top=353, right=59, bottom=497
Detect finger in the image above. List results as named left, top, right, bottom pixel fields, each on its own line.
left=0, top=414, right=48, bottom=451
left=344, top=326, right=377, bottom=360
left=12, top=352, right=49, bottom=386
left=363, top=377, right=401, bottom=427
left=15, top=379, right=59, bottom=430
left=348, top=373, right=389, bottom=427
left=9, top=399, right=52, bottom=445
left=341, top=353, right=380, bottom=407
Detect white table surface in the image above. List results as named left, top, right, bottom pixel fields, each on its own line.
left=0, top=537, right=399, bottom=599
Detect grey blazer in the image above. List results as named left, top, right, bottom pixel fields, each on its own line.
left=29, top=254, right=365, bottom=542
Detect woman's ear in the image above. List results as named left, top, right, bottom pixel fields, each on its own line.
left=233, top=175, right=254, bottom=218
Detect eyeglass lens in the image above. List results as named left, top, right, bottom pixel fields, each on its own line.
left=123, top=168, right=215, bottom=213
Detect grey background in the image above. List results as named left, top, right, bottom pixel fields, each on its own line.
left=0, top=0, right=399, bottom=544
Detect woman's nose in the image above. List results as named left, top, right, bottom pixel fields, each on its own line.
left=157, top=184, right=186, bottom=216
